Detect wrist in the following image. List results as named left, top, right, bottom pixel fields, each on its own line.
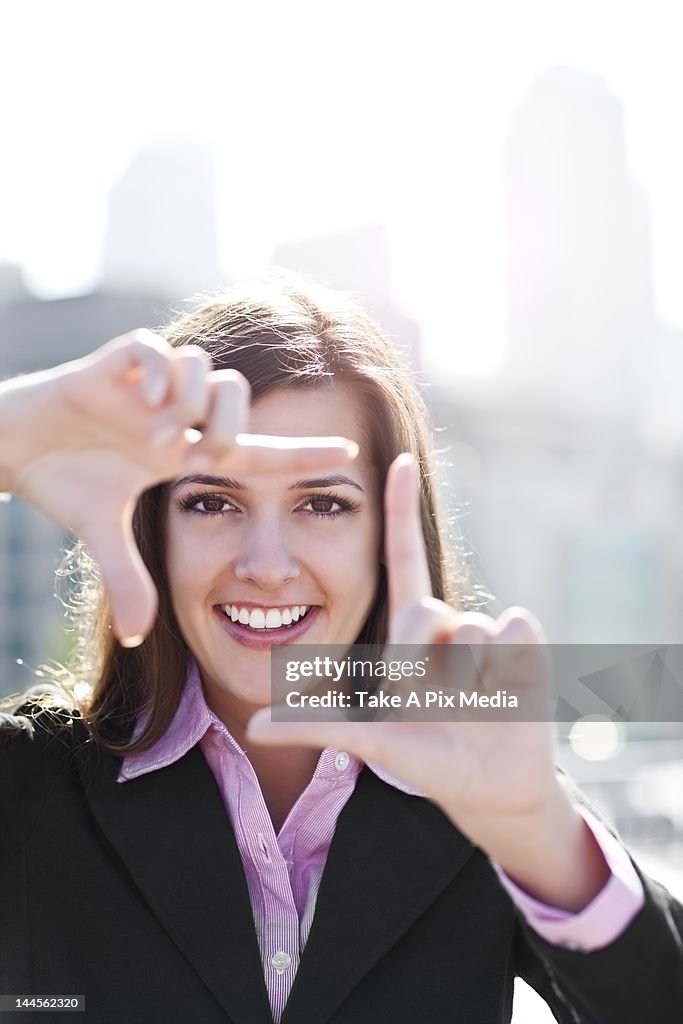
left=0, top=378, right=26, bottom=492
left=475, top=788, right=610, bottom=912
left=0, top=371, right=60, bottom=494
left=497, top=798, right=610, bottom=913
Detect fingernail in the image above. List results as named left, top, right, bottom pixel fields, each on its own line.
left=119, top=634, right=144, bottom=648
left=150, top=423, right=180, bottom=448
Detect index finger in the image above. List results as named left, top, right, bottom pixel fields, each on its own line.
left=220, top=433, right=360, bottom=474
left=96, top=329, right=175, bottom=408
left=384, top=453, right=433, bottom=622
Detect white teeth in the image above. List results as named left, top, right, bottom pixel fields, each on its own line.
left=222, top=604, right=310, bottom=630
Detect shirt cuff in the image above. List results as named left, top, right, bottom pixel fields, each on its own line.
left=493, top=805, right=645, bottom=951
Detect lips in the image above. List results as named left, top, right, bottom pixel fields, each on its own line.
left=213, top=604, right=321, bottom=650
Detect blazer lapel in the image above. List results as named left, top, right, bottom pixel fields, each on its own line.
left=75, top=736, right=273, bottom=1024
left=282, top=768, right=475, bottom=1024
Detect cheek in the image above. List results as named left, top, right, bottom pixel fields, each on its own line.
left=305, top=519, right=380, bottom=574
left=164, top=522, right=220, bottom=602
left=345, top=535, right=382, bottom=622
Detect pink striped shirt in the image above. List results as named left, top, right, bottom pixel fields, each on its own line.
left=118, top=663, right=644, bottom=1022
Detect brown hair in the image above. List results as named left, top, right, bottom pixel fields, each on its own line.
left=66, top=273, right=481, bottom=754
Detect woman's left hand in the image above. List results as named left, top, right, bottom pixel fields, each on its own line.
left=248, top=454, right=609, bottom=909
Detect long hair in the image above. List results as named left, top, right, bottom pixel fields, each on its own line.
left=61, top=274, right=482, bottom=754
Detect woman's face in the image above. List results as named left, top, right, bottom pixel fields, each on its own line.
left=165, top=384, right=382, bottom=729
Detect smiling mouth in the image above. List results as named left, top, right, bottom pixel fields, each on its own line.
left=220, top=604, right=314, bottom=632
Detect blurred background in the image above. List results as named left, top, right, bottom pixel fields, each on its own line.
left=1, top=2, right=682, bottom=1017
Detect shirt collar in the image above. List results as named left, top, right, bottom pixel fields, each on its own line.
left=117, top=661, right=213, bottom=782
left=117, top=660, right=422, bottom=797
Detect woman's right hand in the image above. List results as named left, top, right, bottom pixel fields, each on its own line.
left=0, top=330, right=357, bottom=645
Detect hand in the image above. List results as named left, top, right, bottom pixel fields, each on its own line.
left=248, top=454, right=608, bottom=908
left=0, top=330, right=357, bottom=644
left=249, top=452, right=556, bottom=826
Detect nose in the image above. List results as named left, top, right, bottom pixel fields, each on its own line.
left=232, top=514, right=301, bottom=591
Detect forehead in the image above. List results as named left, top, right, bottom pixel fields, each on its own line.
left=249, top=383, right=367, bottom=446
left=167, top=382, right=379, bottom=506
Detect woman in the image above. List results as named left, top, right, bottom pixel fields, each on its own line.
left=1, top=274, right=681, bottom=1023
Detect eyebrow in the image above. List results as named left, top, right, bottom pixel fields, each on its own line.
left=171, top=474, right=365, bottom=494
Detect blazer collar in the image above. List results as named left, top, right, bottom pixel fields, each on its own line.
left=77, top=732, right=474, bottom=1024
left=117, top=661, right=422, bottom=800
left=76, top=734, right=274, bottom=1024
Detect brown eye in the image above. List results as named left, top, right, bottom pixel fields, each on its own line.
left=300, top=493, right=356, bottom=519
left=179, top=492, right=237, bottom=516
left=199, top=497, right=228, bottom=514
left=309, top=496, right=336, bottom=514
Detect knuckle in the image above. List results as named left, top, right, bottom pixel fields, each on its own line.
left=128, top=329, right=170, bottom=355
left=175, top=345, right=212, bottom=371
left=214, top=376, right=249, bottom=412
left=395, top=597, right=455, bottom=639
left=496, top=607, right=542, bottom=642
left=129, top=327, right=161, bottom=343
left=417, top=595, right=451, bottom=622
left=211, top=367, right=249, bottom=389
left=451, top=621, right=490, bottom=646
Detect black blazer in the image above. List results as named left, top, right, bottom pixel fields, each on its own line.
left=1, top=709, right=682, bottom=1024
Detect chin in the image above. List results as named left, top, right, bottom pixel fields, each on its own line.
left=216, top=675, right=273, bottom=710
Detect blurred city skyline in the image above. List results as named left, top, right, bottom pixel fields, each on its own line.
left=3, top=1, right=683, bottom=380
left=3, top=46, right=683, bottom=645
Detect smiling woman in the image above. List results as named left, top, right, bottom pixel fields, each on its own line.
left=0, top=272, right=682, bottom=1024
left=79, top=277, right=462, bottom=759
left=164, top=384, right=382, bottom=733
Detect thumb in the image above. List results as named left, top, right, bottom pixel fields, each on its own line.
left=246, top=706, right=396, bottom=768
left=80, top=511, right=158, bottom=646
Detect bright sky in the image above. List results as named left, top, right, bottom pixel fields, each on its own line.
left=2, top=0, right=683, bottom=377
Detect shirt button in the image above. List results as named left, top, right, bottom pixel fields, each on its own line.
left=335, top=751, right=350, bottom=771
left=271, top=951, right=292, bottom=971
